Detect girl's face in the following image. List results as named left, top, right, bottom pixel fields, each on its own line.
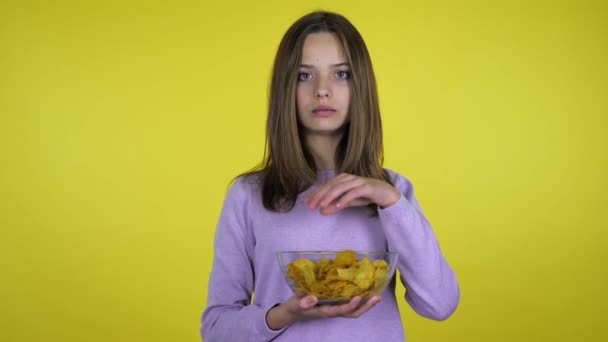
left=296, top=32, right=351, bottom=138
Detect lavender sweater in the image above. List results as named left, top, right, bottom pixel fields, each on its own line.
left=201, top=170, right=459, bottom=341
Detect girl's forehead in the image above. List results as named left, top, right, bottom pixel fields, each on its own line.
left=300, top=32, right=347, bottom=66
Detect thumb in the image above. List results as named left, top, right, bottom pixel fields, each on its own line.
left=299, top=295, right=318, bottom=309
left=321, top=199, right=370, bottom=215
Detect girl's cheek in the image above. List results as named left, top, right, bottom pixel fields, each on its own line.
left=297, top=82, right=311, bottom=91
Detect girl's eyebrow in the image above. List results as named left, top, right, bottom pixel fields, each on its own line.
left=299, top=62, right=350, bottom=68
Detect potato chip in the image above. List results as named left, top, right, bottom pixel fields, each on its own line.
left=353, top=257, right=375, bottom=290
left=336, top=266, right=356, bottom=281
left=334, top=250, right=356, bottom=267
left=373, top=259, right=389, bottom=291
left=288, top=258, right=316, bottom=288
left=286, top=250, right=391, bottom=301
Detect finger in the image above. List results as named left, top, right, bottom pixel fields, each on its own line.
left=298, top=295, right=318, bottom=310
left=318, top=178, right=366, bottom=208
left=319, top=203, right=339, bottom=216
left=319, top=296, right=362, bottom=317
left=305, top=182, right=336, bottom=209
left=334, top=184, right=371, bottom=209
left=319, top=198, right=370, bottom=215
left=306, top=174, right=355, bottom=209
left=305, top=187, right=330, bottom=210
left=343, top=296, right=382, bottom=318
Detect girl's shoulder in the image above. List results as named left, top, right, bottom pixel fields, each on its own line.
left=225, top=172, right=263, bottom=202
left=234, top=171, right=263, bottom=187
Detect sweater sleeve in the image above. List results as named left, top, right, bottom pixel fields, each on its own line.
left=378, top=172, right=460, bottom=320
left=201, top=178, right=286, bottom=342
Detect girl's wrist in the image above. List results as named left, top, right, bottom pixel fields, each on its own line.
left=379, top=188, right=401, bottom=208
left=266, top=303, right=297, bottom=330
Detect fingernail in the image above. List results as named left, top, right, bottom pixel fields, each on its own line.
left=304, top=297, right=315, bottom=306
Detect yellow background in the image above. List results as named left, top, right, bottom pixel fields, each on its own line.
left=1, top=0, right=606, bottom=341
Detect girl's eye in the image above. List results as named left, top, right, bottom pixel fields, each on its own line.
left=298, top=72, right=312, bottom=81
left=337, top=70, right=351, bottom=79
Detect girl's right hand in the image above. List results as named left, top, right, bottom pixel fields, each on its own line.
left=266, top=295, right=382, bottom=330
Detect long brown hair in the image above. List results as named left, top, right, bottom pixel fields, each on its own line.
left=242, top=11, right=392, bottom=212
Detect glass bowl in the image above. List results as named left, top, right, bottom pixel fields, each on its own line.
left=277, top=250, right=398, bottom=305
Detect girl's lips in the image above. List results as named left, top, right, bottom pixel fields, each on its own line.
left=313, top=109, right=336, bottom=117
left=313, top=105, right=336, bottom=117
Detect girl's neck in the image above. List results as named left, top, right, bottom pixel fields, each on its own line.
left=303, top=132, right=343, bottom=171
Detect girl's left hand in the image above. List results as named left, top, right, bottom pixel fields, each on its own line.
left=304, top=173, right=401, bottom=215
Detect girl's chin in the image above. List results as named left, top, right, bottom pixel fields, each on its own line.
left=300, top=126, right=347, bottom=137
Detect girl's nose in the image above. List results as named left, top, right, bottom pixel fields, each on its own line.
left=315, top=79, right=330, bottom=98
left=316, top=90, right=329, bottom=98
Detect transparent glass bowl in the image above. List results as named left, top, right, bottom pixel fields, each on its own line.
left=277, top=251, right=398, bottom=305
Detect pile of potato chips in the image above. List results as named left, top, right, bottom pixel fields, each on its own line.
left=286, top=250, right=390, bottom=301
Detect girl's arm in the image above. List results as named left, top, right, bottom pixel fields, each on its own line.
left=201, top=179, right=286, bottom=342
left=378, top=172, right=460, bottom=320
left=304, top=171, right=460, bottom=320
